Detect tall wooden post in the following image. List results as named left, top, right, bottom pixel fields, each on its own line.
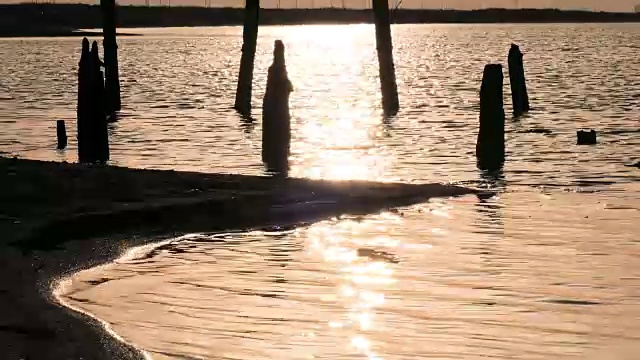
left=101, top=0, right=122, bottom=118
left=234, top=0, right=260, bottom=116
left=91, top=41, right=110, bottom=163
left=77, top=38, right=92, bottom=163
left=372, top=0, right=399, bottom=116
left=476, top=64, right=505, bottom=171
left=508, top=43, right=530, bottom=117
left=56, top=120, right=67, bottom=150
left=262, top=40, right=292, bottom=176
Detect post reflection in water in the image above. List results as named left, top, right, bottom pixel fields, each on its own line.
left=474, top=168, right=505, bottom=268
left=303, top=216, right=397, bottom=360
left=472, top=193, right=504, bottom=274
left=264, top=232, right=301, bottom=289
left=475, top=168, right=505, bottom=238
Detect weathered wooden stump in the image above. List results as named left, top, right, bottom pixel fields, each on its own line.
left=90, top=41, right=110, bottom=163
left=56, top=120, right=67, bottom=150
left=372, top=0, right=399, bottom=117
left=508, top=43, right=530, bottom=117
left=476, top=64, right=505, bottom=171
left=261, top=40, right=293, bottom=175
left=77, top=38, right=92, bottom=163
left=234, top=0, right=260, bottom=116
left=577, top=130, right=597, bottom=145
left=101, top=0, right=122, bottom=118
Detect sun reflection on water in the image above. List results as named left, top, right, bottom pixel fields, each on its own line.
left=291, top=112, right=389, bottom=181
left=282, top=24, right=391, bottom=182
left=305, top=212, right=402, bottom=360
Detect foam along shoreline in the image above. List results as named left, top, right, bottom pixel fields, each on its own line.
left=0, top=157, right=481, bottom=359
left=52, top=236, right=186, bottom=360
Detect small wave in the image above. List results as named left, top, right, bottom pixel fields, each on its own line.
left=541, top=299, right=601, bottom=306
left=608, top=129, right=640, bottom=135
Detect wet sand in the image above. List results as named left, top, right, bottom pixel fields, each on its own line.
left=0, top=157, right=478, bottom=360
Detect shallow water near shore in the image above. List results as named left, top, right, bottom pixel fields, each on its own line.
left=2, top=23, right=640, bottom=359
left=61, top=188, right=640, bottom=360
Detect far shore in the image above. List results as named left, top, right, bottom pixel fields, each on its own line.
left=1, top=4, right=639, bottom=38
left=0, top=156, right=481, bottom=359
left=0, top=28, right=140, bottom=38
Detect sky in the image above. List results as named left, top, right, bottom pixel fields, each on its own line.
left=1, top=0, right=637, bottom=12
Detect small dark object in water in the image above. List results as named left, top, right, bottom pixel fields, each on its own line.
left=577, top=130, right=597, bottom=145
left=357, top=248, right=399, bottom=263
left=262, top=40, right=293, bottom=175
left=508, top=43, right=530, bottom=117
left=625, top=161, right=640, bottom=168
left=476, top=64, right=505, bottom=171
left=56, top=120, right=67, bottom=150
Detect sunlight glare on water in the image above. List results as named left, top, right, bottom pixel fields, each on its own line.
left=287, top=24, right=388, bottom=181
left=62, top=189, right=640, bottom=359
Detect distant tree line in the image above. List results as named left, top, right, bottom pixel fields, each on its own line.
left=1, top=4, right=639, bottom=33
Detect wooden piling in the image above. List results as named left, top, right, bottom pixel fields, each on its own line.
left=234, top=0, right=260, bottom=116
left=101, top=0, right=122, bottom=118
left=508, top=43, right=530, bottom=117
left=262, top=40, right=293, bottom=175
left=56, top=120, right=67, bottom=150
left=372, top=0, right=399, bottom=116
left=577, top=130, right=597, bottom=145
left=91, top=41, right=110, bottom=163
left=77, top=38, right=92, bottom=163
left=476, top=64, right=505, bottom=171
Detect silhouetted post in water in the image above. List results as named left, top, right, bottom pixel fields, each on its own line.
left=56, top=120, right=67, bottom=150
left=262, top=40, right=293, bottom=174
left=508, top=43, right=530, bottom=117
left=101, top=0, right=122, bottom=119
left=91, top=41, right=110, bottom=163
left=234, top=0, right=260, bottom=116
left=77, top=38, right=92, bottom=162
left=577, top=130, right=597, bottom=145
left=372, top=0, right=399, bottom=116
left=476, top=64, right=505, bottom=171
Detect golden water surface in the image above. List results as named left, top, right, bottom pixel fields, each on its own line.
left=1, top=23, right=639, bottom=360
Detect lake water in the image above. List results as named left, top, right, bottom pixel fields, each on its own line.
left=2, top=23, right=640, bottom=359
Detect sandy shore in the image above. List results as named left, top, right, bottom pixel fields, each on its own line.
left=0, top=157, right=479, bottom=359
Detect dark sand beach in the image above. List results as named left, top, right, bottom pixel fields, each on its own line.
left=0, top=157, right=478, bottom=359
